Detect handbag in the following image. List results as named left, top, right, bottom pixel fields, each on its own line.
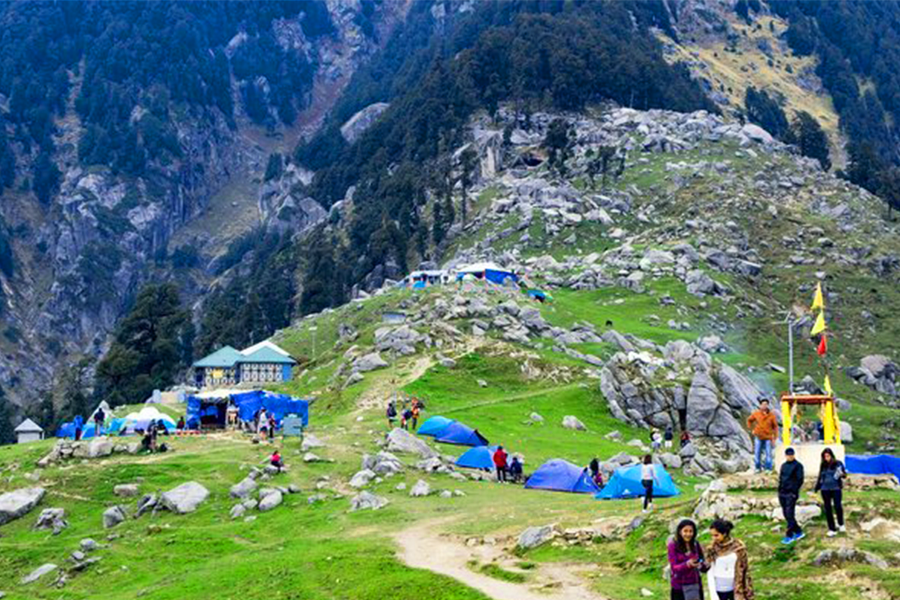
left=682, top=583, right=702, bottom=600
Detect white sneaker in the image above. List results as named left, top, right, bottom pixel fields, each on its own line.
left=827, top=530, right=837, bottom=537
left=642, top=508, right=648, bottom=514
left=839, top=525, right=846, bottom=533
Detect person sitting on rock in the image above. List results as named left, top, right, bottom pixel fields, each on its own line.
left=270, top=449, right=284, bottom=473
left=680, top=430, right=691, bottom=448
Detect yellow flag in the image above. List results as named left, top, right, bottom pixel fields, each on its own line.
left=810, top=310, right=827, bottom=336
left=811, top=282, right=824, bottom=311
left=824, top=375, right=833, bottom=396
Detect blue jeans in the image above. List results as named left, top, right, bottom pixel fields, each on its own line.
left=754, top=438, right=773, bottom=471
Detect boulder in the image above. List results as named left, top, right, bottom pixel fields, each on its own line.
left=386, top=428, right=438, bottom=458
left=114, top=484, right=139, bottom=498
left=349, top=469, right=377, bottom=489
left=409, top=480, right=431, bottom=497
left=230, top=477, right=258, bottom=499
left=659, top=453, right=683, bottom=470
left=80, top=539, right=99, bottom=552
left=87, top=438, right=114, bottom=458
left=160, top=482, right=210, bottom=514
left=562, top=415, right=587, bottom=431
left=0, top=487, right=46, bottom=526
left=102, top=506, right=126, bottom=529
left=136, top=494, right=158, bottom=518
left=301, top=433, right=325, bottom=452
left=34, top=508, right=67, bottom=535
left=860, top=355, right=893, bottom=378
left=813, top=548, right=888, bottom=570
left=741, top=123, right=774, bottom=144
left=340, top=102, right=390, bottom=144
left=354, top=352, right=389, bottom=373
left=840, top=421, right=853, bottom=443
left=20, top=563, right=57, bottom=585
left=259, top=491, right=283, bottom=512
left=517, top=524, right=556, bottom=549
left=349, top=491, right=389, bottom=511
left=230, top=504, right=246, bottom=520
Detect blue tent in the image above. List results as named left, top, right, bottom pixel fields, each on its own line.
left=596, top=464, right=680, bottom=500
left=847, top=454, right=900, bottom=481
left=435, top=422, right=488, bottom=446
left=56, top=422, right=75, bottom=438
left=456, top=445, right=499, bottom=470
left=485, top=269, right=517, bottom=285
left=524, top=459, right=600, bottom=494
left=418, top=416, right=455, bottom=437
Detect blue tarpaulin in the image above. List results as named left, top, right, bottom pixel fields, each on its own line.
left=596, top=463, right=680, bottom=500
left=485, top=269, right=517, bottom=285
left=187, top=391, right=308, bottom=430
left=435, top=422, right=488, bottom=446
left=417, top=416, right=455, bottom=437
left=846, top=454, right=900, bottom=480
left=525, top=459, right=600, bottom=494
left=456, top=445, right=499, bottom=470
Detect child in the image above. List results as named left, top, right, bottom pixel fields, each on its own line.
left=270, top=450, right=284, bottom=473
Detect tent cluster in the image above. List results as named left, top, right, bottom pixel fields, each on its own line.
left=56, top=407, right=176, bottom=439
left=186, top=390, right=309, bottom=430
left=417, top=416, right=489, bottom=446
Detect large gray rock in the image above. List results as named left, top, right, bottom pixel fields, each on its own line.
left=20, top=563, right=57, bottom=584
left=340, top=102, right=390, bottom=144
left=301, top=433, right=325, bottom=452
left=258, top=490, right=283, bottom=512
left=562, top=415, right=587, bottom=431
left=102, top=506, right=126, bottom=529
left=0, top=487, right=45, bottom=526
left=349, top=491, right=389, bottom=511
left=87, top=438, right=113, bottom=458
left=517, top=524, right=556, bottom=549
left=160, top=482, right=210, bottom=514
left=860, top=355, right=894, bottom=379
left=686, top=372, right=719, bottom=434
left=230, top=477, right=258, bottom=499
left=409, top=480, right=431, bottom=497
left=386, top=428, right=437, bottom=458
left=716, top=364, right=761, bottom=413
left=840, top=421, right=853, bottom=443
left=34, top=508, right=67, bottom=535
left=114, top=484, right=139, bottom=498
left=686, top=270, right=722, bottom=297
left=349, top=469, right=376, bottom=489
left=355, top=352, right=389, bottom=372
left=741, top=123, right=774, bottom=144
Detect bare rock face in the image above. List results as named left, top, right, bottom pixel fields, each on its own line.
left=0, top=488, right=46, bottom=526
left=340, top=102, right=390, bottom=144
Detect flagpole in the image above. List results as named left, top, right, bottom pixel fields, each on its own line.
left=786, top=314, right=794, bottom=393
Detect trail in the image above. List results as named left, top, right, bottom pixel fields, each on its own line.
left=395, top=520, right=606, bottom=600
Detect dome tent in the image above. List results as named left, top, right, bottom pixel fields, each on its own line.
left=595, top=463, right=680, bottom=500
left=417, top=416, right=455, bottom=437
left=455, top=445, right=499, bottom=470
left=524, top=459, right=600, bottom=494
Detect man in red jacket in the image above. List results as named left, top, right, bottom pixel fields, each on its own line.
left=493, top=446, right=509, bottom=482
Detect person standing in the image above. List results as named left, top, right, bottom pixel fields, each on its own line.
left=778, top=447, right=805, bottom=544
left=746, top=399, right=778, bottom=472
left=94, top=407, right=106, bottom=438
left=257, top=408, right=268, bottom=441
left=268, top=413, right=277, bottom=441
left=493, top=446, right=509, bottom=482
left=73, top=415, right=83, bottom=441
left=386, top=402, right=397, bottom=428
left=411, top=404, right=421, bottom=431
left=641, top=454, right=659, bottom=513
left=668, top=519, right=706, bottom=600
left=664, top=425, right=674, bottom=449
left=706, top=519, right=754, bottom=600
left=815, top=447, right=846, bottom=536
left=652, top=429, right=662, bottom=452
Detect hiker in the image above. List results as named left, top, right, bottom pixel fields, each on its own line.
left=706, top=519, right=754, bottom=600
left=680, top=430, right=691, bottom=449
left=94, top=407, right=105, bottom=437
left=509, top=456, right=524, bottom=483
left=746, top=398, right=778, bottom=472
left=664, top=425, right=674, bottom=449
left=411, top=404, right=421, bottom=430
left=268, top=413, right=277, bottom=441
left=257, top=408, right=268, bottom=441
left=493, top=446, right=509, bottom=482
left=226, top=402, right=239, bottom=429
left=270, top=449, right=284, bottom=473
left=778, top=447, right=805, bottom=544
left=401, top=407, right=413, bottom=431
left=589, top=457, right=600, bottom=481
left=141, top=430, right=154, bottom=453
left=641, top=454, right=659, bottom=513
left=815, top=447, right=846, bottom=536
left=386, top=402, right=397, bottom=428
left=176, top=416, right=185, bottom=431
left=74, top=415, right=83, bottom=441
left=651, top=429, right=662, bottom=452
left=668, top=518, right=706, bottom=600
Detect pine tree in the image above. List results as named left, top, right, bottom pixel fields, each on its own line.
left=458, top=147, right=478, bottom=225
left=877, top=167, right=900, bottom=220
left=790, top=112, right=831, bottom=170
left=0, top=384, right=16, bottom=445
left=544, top=118, right=573, bottom=177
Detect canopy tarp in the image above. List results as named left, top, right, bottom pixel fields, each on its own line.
left=847, top=454, right=900, bottom=481
left=596, top=463, right=680, bottom=500
left=435, top=422, right=489, bottom=446
left=417, top=416, right=455, bottom=437
left=456, top=445, right=499, bottom=470
left=525, top=459, right=600, bottom=494
left=233, top=391, right=309, bottom=427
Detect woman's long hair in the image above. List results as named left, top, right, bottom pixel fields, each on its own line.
left=674, top=519, right=698, bottom=554
left=820, top=447, right=836, bottom=473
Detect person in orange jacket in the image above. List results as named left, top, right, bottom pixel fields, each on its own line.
left=746, top=398, right=779, bottom=472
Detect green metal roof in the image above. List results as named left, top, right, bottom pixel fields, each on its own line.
left=239, top=346, right=297, bottom=365
left=193, top=346, right=243, bottom=368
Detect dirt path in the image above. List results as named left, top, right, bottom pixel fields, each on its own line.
left=395, top=520, right=606, bottom=600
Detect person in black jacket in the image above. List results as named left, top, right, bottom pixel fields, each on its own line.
left=778, top=447, right=805, bottom=544
left=815, top=447, right=847, bottom=537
